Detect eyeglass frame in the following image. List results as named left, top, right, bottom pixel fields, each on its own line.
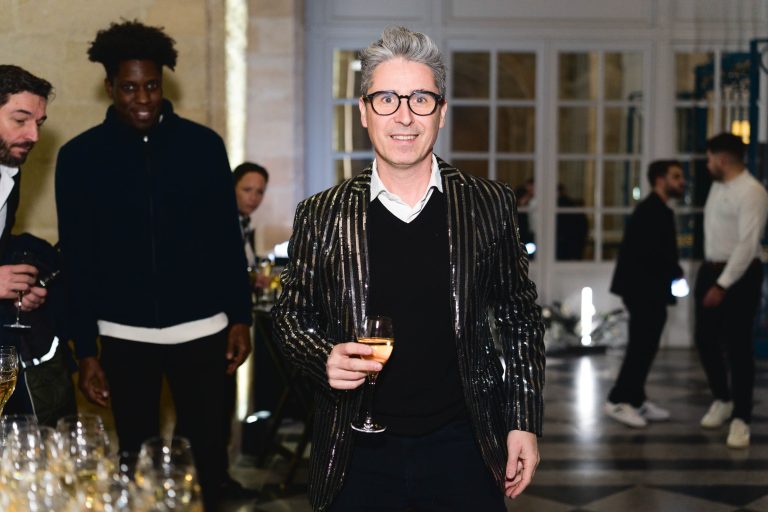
left=362, top=90, right=445, bottom=116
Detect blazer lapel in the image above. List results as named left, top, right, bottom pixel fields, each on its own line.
left=340, top=168, right=372, bottom=335
left=440, top=159, right=474, bottom=348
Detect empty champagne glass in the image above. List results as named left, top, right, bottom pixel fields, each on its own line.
left=135, top=436, right=203, bottom=511
left=0, top=346, right=19, bottom=416
left=351, top=316, right=395, bottom=434
left=4, top=251, right=35, bottom=330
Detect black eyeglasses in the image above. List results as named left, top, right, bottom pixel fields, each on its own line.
left=363, top=90, right=444, bottom=116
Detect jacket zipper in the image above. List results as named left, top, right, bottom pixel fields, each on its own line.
left=143, top=134, right=161, bottom=323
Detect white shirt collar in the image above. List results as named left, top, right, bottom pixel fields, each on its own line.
left=0, top=165, right=20, bottom=180
left=369, top=155, right=443, bottom=224
left=369, top=154, right=443, bottom=201
left=0, top=165, right=20, bottom=236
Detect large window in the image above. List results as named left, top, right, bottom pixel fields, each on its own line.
left=449, top=50, right=538, bottom=254
left=556, top=51, right=645, bottom=261
left=332, top=49, right=371, bottom=183
left=674, top=50, right=752, bottom=260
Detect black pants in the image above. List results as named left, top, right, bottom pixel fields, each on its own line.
left=329, top=420, right=506, bottom=512
left=608, top=300, right=668, bottom=407
left=694, top=260, right=762, bottom=422
left=100, top=330, right=229, bottom=507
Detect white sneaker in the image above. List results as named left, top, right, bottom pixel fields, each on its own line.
left=605, top=401, right=647, bottom=428
left=639, top=401, right=670, bottom=421
left=700, top=400, right=734, bottom=429
left=726, top=418, right=750, bottom=449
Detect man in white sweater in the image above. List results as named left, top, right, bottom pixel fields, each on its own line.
left=695, top=132, right=768, bottom=449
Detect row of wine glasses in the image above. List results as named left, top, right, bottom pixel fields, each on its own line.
left=0, top=412, right=203, bottom=511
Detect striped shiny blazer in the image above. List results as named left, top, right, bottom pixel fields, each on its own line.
left=273, top=157, right=545, bottom=511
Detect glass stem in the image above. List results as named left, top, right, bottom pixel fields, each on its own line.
left=363, top=373, right=378, bottom=423
left=15, top=292, right=22, bottom=322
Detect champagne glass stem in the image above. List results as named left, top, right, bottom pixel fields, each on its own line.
left=362, top=373, right=378, bottom=426
left=15, top=292, right=22, bottom=323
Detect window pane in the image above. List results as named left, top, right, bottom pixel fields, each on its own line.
left=497, top=107, right=535, bottom=153
left=559, top=107, right=597, bottom=153
left=333, top=105, right=370, bottom=152
left=677, top=213, right=704, bottom=260
left=681, top=159, right=712, bottom=208
left=333, top=50, right=362, bottom=99
left=604, top=160, right=641, bottom=207
left=453, top=52, right=490, bottom=98
left=722, top=53, right=751, bottom=144
left=675, top=107, right=712, bottom=153
left=602, top=213, right=630, bottom=260
left=334, top=159, right=370, bottom=183
left=496, top=160, right=534, bottom=190
left=556, top=212, right=592, bottom=260
left=604, top=52, right=643, bottom=100
left=604, top=107, right=643, bottom=154
left=498, top=52, right=536, bottom=99
left=557, top=160, right=594, bottom=207
left=675, top=52, right=714, bottom=100
left=452, top=107, right=489, bottom=151
left=559, top=52, right=598, bottom=100
left=453, top=159, right=488, bottom=179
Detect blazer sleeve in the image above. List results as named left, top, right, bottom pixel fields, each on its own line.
left=272, top=198, right=337, bottom=395
left=492, top=184, right=546, bottom=436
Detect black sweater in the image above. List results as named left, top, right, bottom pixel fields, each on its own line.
left=55, top=100, right=252, bottom=358
left=366, top=192, right=466, bottom=435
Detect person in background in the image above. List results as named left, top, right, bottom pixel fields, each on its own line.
left=273, top=26, right=544, bottom=512
left=55, top=21, right=252, bottom=508
left=605, top=160, right=685, bottom=428
left=234, top=161, right=270, bottom=289
left=695, top=132, right=768, bottom=449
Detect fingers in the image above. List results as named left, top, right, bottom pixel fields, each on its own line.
left=327, top=342, right=381, bottom=389
left=20, top=286, right=47, bottom=311
left=79, top=378, right=109, bottom=407
left=505, top=431, right=540, bottom=498
left=0, top=264, right=38, bottom=299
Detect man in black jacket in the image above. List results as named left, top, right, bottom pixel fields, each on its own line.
left=55, top=21, right=252, bottom=508
left=605, top=160, right=685, bottom=428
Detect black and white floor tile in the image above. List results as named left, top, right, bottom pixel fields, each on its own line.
left=221, top=349, right=768, bottom=512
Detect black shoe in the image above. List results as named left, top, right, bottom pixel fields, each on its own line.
left=220, top=476, right=262, bottom=501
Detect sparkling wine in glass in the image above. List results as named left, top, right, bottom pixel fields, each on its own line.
left=351, top=316, right=394, bottom=434
left=0, top=346, right=19, bottom=415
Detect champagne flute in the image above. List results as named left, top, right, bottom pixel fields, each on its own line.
left=0, top=346, right=19, bottom=416
left=3, top=251, right=35, bottom=330
left=351, top=316, right=395, bottom=434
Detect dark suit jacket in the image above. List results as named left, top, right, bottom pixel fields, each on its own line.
left=273, top=157, right=545, bottom=511
left=610, top=192, right=682, bottom=305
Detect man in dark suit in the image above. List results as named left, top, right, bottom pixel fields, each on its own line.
left=273, top=26, right=545, bottom=512
left=0, top=65, right=50, bottom=308
left=0, top=66, right=77, bottom=424
left=605, top=160, right=685, bottom=428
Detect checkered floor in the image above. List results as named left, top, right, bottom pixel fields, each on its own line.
left=222, top=348, right=768, bottom=512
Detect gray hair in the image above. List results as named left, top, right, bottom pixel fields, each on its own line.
left=359, top=26, right=446, bottom=96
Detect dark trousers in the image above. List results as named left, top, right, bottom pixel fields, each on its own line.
left=329, top=419, right=506, bottom=512
left=694, top=260, right=762, bottom=422
left=100, top=330, right=229, bottom=507
left=608, top=300, right=667, bottom=407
